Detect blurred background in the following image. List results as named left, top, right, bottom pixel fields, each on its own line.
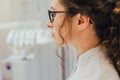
left=0, top=0, right=78, bottom=80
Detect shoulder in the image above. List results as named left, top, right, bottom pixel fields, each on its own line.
left=75, top=47, right=120, bottom=80
left=73, top=59, right=120, bottom=80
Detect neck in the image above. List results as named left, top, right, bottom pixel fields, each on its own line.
left=71, top=28, right=99, bottom=56
left=76, top=41, right=99, bottom=57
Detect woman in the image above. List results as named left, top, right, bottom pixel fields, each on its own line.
left=47, top=0, right=120, bottom=80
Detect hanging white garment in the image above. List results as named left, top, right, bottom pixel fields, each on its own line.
left=0, top=71, right=3, bottom=80
left=67, top=46, right=120, bottom=80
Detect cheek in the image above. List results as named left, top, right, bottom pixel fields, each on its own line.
left=52, top=15, right=70, bottom=45
left=60, top=22, right=70, bottom=42
left=52, top=27, right=63, bottom=46
left=52, top=22, right=64, bottom=46
left=54, top=15, right=64, bottom=26
left=52, top=22, right=62, bottom=36
left=53, top=15, right=65, bottom=36
left=60, top=26, right=68, bottom=37
left=70, top=19, right=78, bottom=38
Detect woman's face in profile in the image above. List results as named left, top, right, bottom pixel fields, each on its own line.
left=47, top=0, right=70, bottom=46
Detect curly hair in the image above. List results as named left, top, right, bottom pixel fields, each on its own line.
left=59, top=0, right=120, bottom=76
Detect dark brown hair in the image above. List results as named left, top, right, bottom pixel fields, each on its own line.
left=59, top=0, right=120, bottom=76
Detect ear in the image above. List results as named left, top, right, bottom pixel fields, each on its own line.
left=77, top=14, right=90, bottom=30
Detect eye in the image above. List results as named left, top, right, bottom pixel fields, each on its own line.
left=51, top=12, right=56, bottom=18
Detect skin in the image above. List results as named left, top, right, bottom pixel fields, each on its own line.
left=47, top=0, right=100, bottom=56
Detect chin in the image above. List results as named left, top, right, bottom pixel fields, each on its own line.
left=53, top=35, right=69, bottom=47
left=55, top=40, right=68, bottom=47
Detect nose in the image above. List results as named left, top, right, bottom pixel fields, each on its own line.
left=47, top=21, right=53, bottom=28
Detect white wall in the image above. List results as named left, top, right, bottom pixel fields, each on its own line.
left=0, top=29, right=10, bottom=60
left=10, top=0, right=22, bottom=21
left=0, top=0, right=77, bottom=80
left=0, top=0, right=24, bottom=23
left=0, top=0, right=11, bottom=23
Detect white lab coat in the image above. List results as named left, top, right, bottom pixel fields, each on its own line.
left=67, top=46, right=120, bottom=80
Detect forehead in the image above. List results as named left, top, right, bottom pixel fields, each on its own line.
left=51, top=0, right=65, bottom=10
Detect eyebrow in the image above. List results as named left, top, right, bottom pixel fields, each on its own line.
left=51, top=7, right=56, bottom=10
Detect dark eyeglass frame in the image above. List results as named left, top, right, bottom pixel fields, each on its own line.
left=48, top=10, right=93, bottom=24
left=48, top=10, right=65, bottom=23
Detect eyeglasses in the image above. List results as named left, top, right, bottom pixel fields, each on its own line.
left=48, top=10, right=93, bottom=24
left=48, top=10, right=65, bottom=23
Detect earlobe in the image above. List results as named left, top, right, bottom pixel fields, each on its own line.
left=78, top=23, right=87, bottom=30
